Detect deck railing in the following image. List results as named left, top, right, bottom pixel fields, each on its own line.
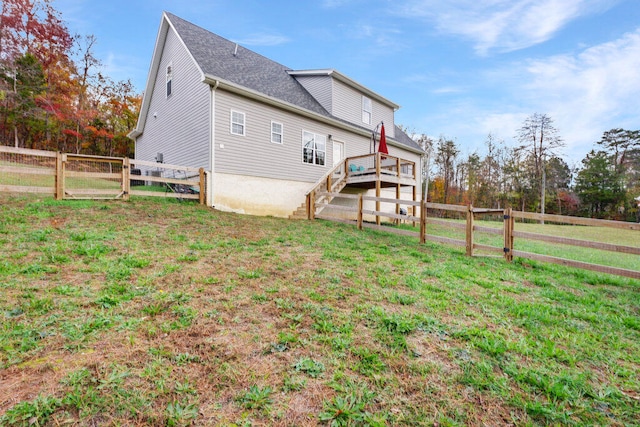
left=345, top=153, right=416, bottom=181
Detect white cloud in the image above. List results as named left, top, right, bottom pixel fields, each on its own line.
left=343, top=22, right=404, bottom=50
left=407, top=28, right=640, bottom=163
left=431, top=86, right=465, bottom=95
left=520, top=28, right=640, bottom=160
left=395, top=0, right=620, bottom=54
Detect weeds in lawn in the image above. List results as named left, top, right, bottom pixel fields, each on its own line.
left=294, top=357, right=326, bottom=378
left=237, top=385, right=273, bottom=411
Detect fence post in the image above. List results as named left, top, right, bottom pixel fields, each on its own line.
left=466, top=204, right=474, bottom=256
left=504, top=207, right=514, bottom=262
left=122, top=158, right=131, bottom=201
left=61, top=153, right=67, bottom=200
left=55, top=152, right=64, bottom=200
left=357, top=193, right=363, bottom=230
left=308, top=191, right=315, bottom=220
left=420, top=200, right=426, bottom=244
left=199, top=168, right=205, bottom=205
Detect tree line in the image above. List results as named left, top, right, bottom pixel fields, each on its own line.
left=411, top=115, right=640, bottom=221
left=0, top=0, right=140, bottom=157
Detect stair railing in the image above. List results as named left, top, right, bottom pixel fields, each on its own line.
left=305, top=158, right=347, bottom=219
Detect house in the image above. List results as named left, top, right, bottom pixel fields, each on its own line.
left=128, top=12, right=425, bottom=218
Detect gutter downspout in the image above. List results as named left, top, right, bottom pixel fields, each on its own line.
left=208, top=80, right=219, bottom=207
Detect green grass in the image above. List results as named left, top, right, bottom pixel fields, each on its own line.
left=0, top=194, right=638, bottom=426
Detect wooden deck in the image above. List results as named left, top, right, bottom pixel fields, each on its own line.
left=293, top=153, right=419, bottom=222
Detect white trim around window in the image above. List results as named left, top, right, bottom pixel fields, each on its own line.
left=230, top=110, right=245, bottom=136
left=271, top=121, right=283, bottom=144
left=302, top=130, right=326, bottom=166
left=362, top=96, right=372, bottom=125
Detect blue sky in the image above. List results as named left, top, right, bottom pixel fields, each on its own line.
left=56, top=0, right=640, bottom=166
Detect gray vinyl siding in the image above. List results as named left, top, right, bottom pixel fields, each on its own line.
left=293, top=75, right=333, bottom=113
left=213, top=90, right=421, bottom=183
left=135, top=28, right=210, bottom=169
left=332, top=79, right=396, bottom=138
left=215, top=90, right=377, bottom=183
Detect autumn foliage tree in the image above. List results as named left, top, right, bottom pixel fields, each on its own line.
left=0, top=0, right=140, bottom=155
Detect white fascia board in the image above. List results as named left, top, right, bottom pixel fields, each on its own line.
left=287, top=69, right=400, bottom=111
left=203, top=75, right=422, bottom=155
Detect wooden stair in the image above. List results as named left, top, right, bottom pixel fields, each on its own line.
left=289, top=204, right=308, bottom=220
left=289, top=159, right=347, bottom=219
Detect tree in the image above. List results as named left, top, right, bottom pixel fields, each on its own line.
left=575, top=150, right=625, bottom=218
left=502, top=146, right=536, bottom=211
left=0, top=0, right=142, bottom=155
left=480, top=133, right=506, bottom=208
left=433, top=136, right=459, bottom=204
left=516, top=113, right=565, bottom=216
left=1, top=52, right=45, bottom=147
left=0, top=0, right=73, bottom=147
left=597, top=128, right=640, bottom=172
left=595, top=128, right=640, bottom=220
left=544, top=156, right=572, bottom=214
left=462, top=152, right=481, bottom=205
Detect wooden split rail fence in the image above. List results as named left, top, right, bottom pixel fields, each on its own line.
left=310, top=191, right=640, bottom=280
left=0, top=145, right=206, bottom=203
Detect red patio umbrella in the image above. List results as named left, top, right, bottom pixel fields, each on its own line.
left=378, top=122, right=388, bottom=155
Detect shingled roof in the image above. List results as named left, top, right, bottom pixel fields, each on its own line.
left=164, top=12, right=423, bottom=153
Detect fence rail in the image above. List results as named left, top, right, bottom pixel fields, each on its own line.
left=0, top=146, right=206, bottom=203
left=311, top=193, right=640, bottom=280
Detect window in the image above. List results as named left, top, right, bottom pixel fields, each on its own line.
left=362, top=96, right=372, bottom=124
left=271, top=121, right=283, bottom=144
left=166, top=63, right=173, bottom=97
left=230, top=110, right=245, bottom=136
left=302, top=131, right=326, bottom=166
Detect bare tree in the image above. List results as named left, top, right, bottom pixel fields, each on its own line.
left=516, top=113, right=564, bottom=218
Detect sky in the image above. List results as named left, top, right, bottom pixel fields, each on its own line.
left=55, top=0, right=640, bottom=166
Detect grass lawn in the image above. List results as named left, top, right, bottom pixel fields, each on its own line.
left=0, top=195, right=638, bottom=426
